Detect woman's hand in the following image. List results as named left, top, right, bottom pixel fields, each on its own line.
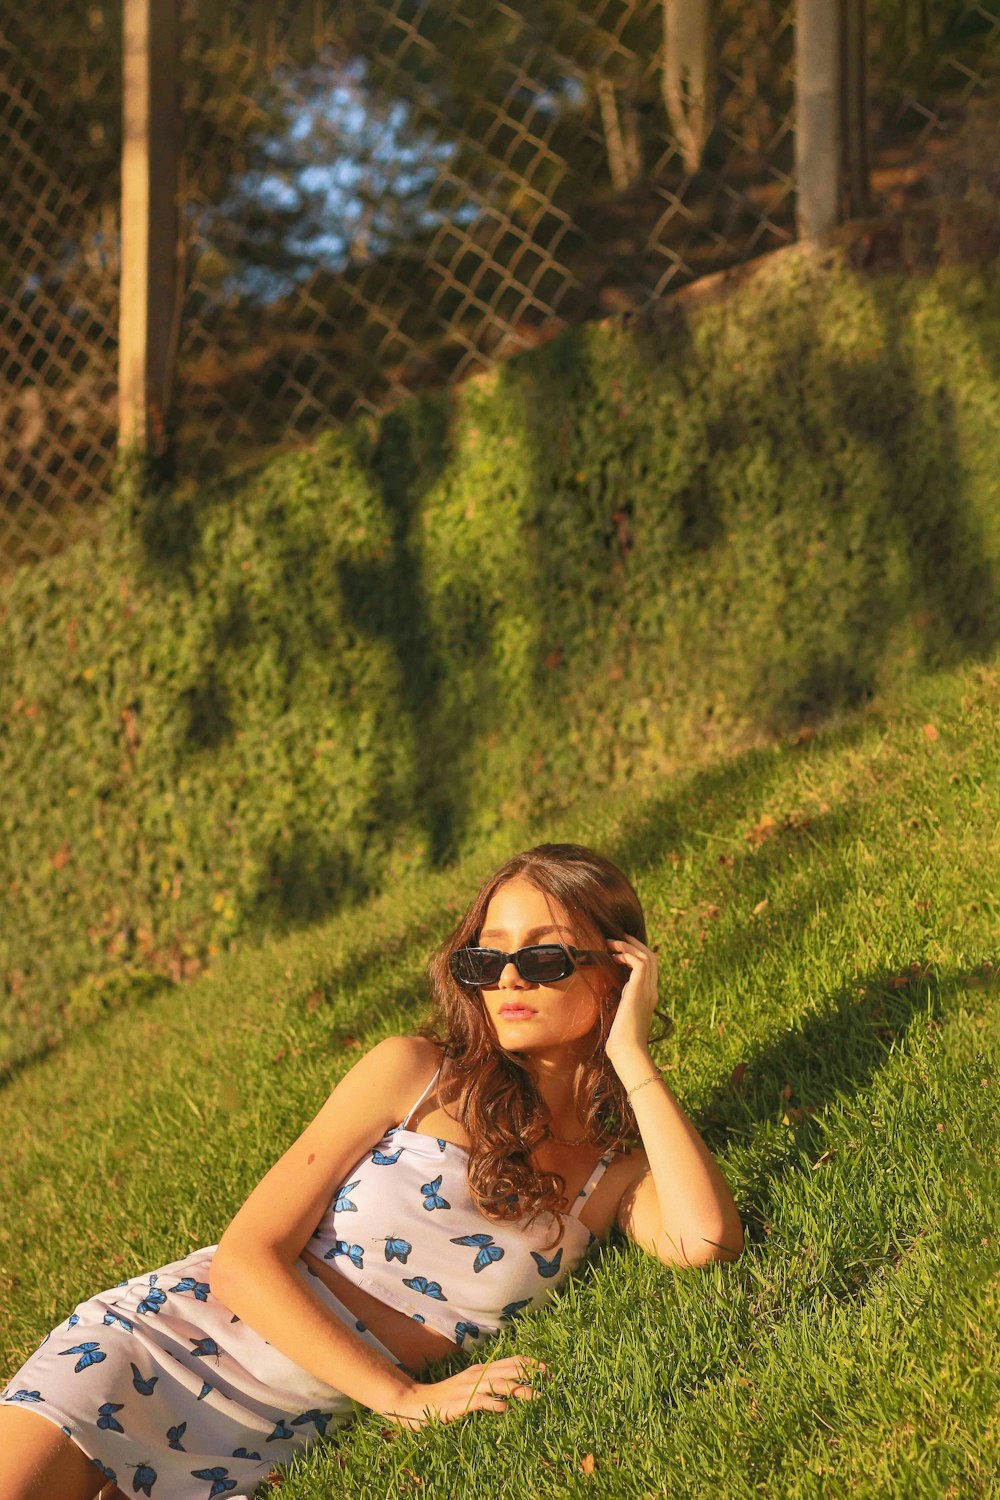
left=603, top=935, right=660, bottom=1064
left=378, top=1355, right=551, bottom=1431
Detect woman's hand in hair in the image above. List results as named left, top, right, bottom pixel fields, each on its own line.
left=603, top=935, right=659, bottom=1063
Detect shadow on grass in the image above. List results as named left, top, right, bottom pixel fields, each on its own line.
left=116, top=226, right=1000, bottom=957
left=0, top=695, right=894, bottom=1096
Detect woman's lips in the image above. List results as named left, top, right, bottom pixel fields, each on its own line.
left=499, top=1006, right=537, bottom=1018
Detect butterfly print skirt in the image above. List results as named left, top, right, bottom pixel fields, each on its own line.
left=1, top=1243, right=413, bottom=1499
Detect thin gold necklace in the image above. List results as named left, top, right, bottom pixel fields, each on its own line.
left=545, top=1123, right=591, bottom=1148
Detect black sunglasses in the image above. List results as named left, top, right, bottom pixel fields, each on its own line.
left=449, top=943, right=614, bottom=988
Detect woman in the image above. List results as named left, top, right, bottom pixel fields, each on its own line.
left=0, top=841, right=744, bottom=1499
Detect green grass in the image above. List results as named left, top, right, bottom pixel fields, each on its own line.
left=2, top=650, right=998, bottom=1498
left=4, top=219, right=999, bottom=1075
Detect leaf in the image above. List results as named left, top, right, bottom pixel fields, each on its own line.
left=746, top=813, right=776, bottom=847
left=752, top=898, right=769, bottom=916
left=923, top=722, right=939, bottom=742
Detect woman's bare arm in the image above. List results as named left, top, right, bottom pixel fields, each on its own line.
left=210, top=1249, right=419, bottom=1414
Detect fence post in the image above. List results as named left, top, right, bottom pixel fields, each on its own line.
left=795, top=0, right=843, bottom=240
left=118, top=0, right=179, bottom=455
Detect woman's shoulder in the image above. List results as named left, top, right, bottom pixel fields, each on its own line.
left=374, top=1032, right=446, bottom=1077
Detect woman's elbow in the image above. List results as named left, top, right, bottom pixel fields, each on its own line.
left=700, top=1218, right=745, bottom=1264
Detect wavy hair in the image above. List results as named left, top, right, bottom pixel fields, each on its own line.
left=413, top=841, right=672, bottom=1252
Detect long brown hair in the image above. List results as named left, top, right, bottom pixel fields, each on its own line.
left=413, top=841, right=672, bottom=1251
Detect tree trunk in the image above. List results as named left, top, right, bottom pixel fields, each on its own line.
left=661, top=0, right=715, bottom=175
left=597, top=75, right=630, bottom=193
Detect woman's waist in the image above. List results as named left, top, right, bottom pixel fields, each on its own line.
left=298, top=1248, right=466, bottom=1374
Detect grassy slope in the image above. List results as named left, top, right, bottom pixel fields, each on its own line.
left=3, top=209, right=999, bottom=1081
left=2, top=649, right=997, bottom=1498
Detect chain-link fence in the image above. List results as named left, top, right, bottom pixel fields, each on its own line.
left=0, top=3, right=121, bottom=571
left=172, top=0, right=798, bottom=483
left=2, top=0, right=998, bottom=576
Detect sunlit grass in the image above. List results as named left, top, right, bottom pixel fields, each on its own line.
left=2, top=652, right=997, bottom=1498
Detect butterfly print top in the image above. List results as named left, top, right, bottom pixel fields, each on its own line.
left=301, top=1065, right=613, bottom=1352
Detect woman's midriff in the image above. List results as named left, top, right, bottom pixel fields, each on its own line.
left=299, top=1247, right=460, bottom=1376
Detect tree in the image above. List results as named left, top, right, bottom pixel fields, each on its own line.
left=661, top=0, right=715, bottom=175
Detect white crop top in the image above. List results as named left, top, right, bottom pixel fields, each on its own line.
left=301, top=1064, right=613, bottom=1352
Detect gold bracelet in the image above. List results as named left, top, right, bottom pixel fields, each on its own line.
left=626, top=1074, right=661, bottom=1102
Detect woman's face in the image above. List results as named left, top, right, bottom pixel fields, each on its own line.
left=474, top=876, right=614, bottom=1053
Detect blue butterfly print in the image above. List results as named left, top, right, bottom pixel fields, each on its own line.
left=92, top=1459, right=118, bottom=1482
left=167, top=1420, right=187, bottom=1449
left=531, top=1248, right=564, bottom=1278
left=96, top=1401, right=125, bottom=1433
left=420, top=1174, right=450, bottom=1211
left=450, top=1232, right=505, bottom=1272
left=66, top=1312, right=80, bottom=1329
left=325, top=1239, right=364, bottom=1270
left=136, top=1279, right=167, bottom=1316
left=400, top=1275, right=448, bottom=1301
left=411, top=1314, right=426, bottom=1324
left=130, top=1363, right=158, bottom=1395
left=132, top=1461, right=157, bottom=1496
left=60, top=1341, right=106, bottom=1373
left=6, top=1389, right=43, bottom=1402
left=191, top=1467, right=237, bottom=1497
left=232, top=1446, right=262, bottom=1460
left=332, top=1179, right=361, bottom=1212
left=499, top=1298, right=534, bottom=1323
left=114, top=1279, right=130, bottom=1288
left=266, top=1418, right=295, bottom=1441
left=102, top=1309, right=134, bottom=1333
left=383, top=1235, right=412, bottom=1263
left=168, top=1275, right=210, bottom=1301
left=372, top=1147, right=404, bottom=1164
left=197, top=1381, right=214, bottom=1400
left=189, top=1337, right=220, bottom=1360
left=454, top=1320, right=481, bottom=1347
left=291, top=1409, right=336, bottom=1437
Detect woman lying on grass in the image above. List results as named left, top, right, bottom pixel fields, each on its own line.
left=0, top=841, right=744, bottom=1499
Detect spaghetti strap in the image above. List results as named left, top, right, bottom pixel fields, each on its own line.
left=569, top=1154, right=613, bottom=1219
left=400, top=1064, right=443, bottom=1127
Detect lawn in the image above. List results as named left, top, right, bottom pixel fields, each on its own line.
left=2, top=649, right=997, bottom=1498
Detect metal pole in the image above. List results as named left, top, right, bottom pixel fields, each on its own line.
left=795, top=0, right=843, bottom=240
left=119, top=0, right=178, bottom=453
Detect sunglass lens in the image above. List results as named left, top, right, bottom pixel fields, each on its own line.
left=521, top=946, right=571, bottom=982
left=450, top=946, right=573, bottom=985
left=450, top=949, right=500, bottom=986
